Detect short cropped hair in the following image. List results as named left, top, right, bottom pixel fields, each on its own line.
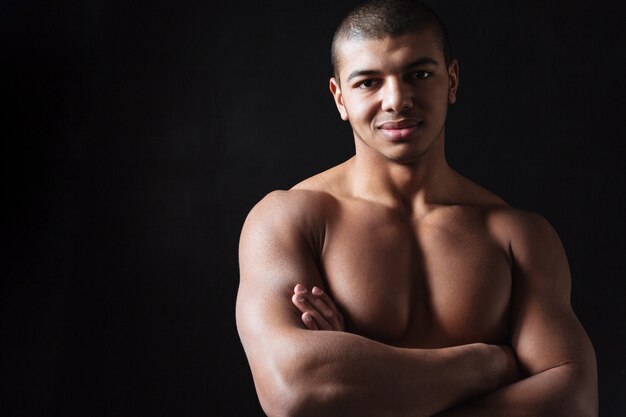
left=331, top=0, right=452, bottom=79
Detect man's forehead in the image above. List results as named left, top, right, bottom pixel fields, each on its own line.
left=335, top=30, right=444, bottom=76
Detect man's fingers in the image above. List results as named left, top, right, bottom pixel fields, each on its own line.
left=311, top=286, right=345, bottom=330
left=301, top=312, right=319, bottom=330
left=291, top=291, right=334, bottom=330
left=292, top=284, right=345, bottom=331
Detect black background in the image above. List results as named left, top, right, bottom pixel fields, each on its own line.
left=3, top=1, right=625, bottom=416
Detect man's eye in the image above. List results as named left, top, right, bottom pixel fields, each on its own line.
left=357, top=79, right=376, bottom=89
left=412, top=71, right=431, bottom=79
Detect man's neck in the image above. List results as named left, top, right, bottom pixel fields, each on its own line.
left=346, top=139, right=456, bottom=215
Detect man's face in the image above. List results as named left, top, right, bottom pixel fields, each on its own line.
left=330, top=29, right=459, bottom=164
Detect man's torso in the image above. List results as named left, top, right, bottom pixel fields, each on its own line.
left=292, top=163, right=517, bottom=349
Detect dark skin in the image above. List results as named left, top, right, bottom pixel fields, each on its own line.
left=236, top=29, right=598, bottom=416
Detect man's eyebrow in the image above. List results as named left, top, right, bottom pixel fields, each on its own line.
left=346, top=69, right=380, bottom=83
left=345, top=57, right=440, bottom=83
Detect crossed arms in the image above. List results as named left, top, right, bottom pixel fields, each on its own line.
left=235, top=191, right=598, bottom=417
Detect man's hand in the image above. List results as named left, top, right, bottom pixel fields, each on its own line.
left=292, top=284, right=345, bottom=331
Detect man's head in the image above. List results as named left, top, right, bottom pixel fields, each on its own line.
left=327, top=0, right=458, bottom=164
left=331, top=0, right=452, bottom=81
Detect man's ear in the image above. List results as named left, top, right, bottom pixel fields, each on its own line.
left=447, top=59, right=459, bottom=104
left=329, top=77, right=348, bottom=121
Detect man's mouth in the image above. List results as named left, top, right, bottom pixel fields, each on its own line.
left=378, top=120, right=420, bottom=129
left=378, top=120, right=422, bottom=140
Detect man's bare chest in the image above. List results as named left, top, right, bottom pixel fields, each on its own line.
left=318, top=204, right=512, bottom=348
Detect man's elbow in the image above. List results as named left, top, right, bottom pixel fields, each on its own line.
left=572, top=369, right=598, bottom=417
left=258, top=377, right=342, bottom=417
left=257, top=384, right=318, bottom=417
left=556, top=361, right=598, bottom=417
left=253, top=353, right=334, bottom=417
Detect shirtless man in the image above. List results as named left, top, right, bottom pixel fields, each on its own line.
left=236, top=1, right=598, bottom=416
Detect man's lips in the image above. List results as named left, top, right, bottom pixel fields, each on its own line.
left=378, top=120, right=420, bottom=129
left=378, top=120, right=422, bottom=140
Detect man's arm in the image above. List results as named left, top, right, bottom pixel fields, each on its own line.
left=433, top=212, right=598, bottom=417
left=236, top=190, right=518, bottom=417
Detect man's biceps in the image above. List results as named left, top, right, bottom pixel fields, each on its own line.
left=239, top=252, right=317, bottom=295
left=237, top=287, right=303, bottom=339
left=240, top=235, right=323, bottom=293
left=240, top=233, right=318, bottom=280
left=513, top=310, right=588, bottom=374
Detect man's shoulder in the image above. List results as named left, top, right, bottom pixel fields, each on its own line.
left=453, top=174, right=553, bottom=236
left=243, top=162, right=348, bottom=237
left=483, top=203, right=561, bottom=255
left=242, top=188, right=336, bottom=236
left=252, top=188, right=338, bottom=217
left=453, top=174, right=557, bottom=248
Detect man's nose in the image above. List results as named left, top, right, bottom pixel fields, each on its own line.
left=381, top=79, right=413, bottom=112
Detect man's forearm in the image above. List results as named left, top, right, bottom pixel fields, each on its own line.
left=433, top=362, right=598, bottom=417
left=259, top=329, right=517, bottom=417
left=277, top=283, right=518, bottom=417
